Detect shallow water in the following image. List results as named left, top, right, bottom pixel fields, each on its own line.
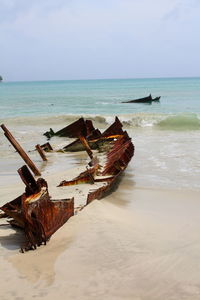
left=0, top=119, right=199, bottom=202
left=0, top=77, right=200, bottom=191
left=0, top=78, right=200, bottom=300
left=1, top=77, right=200, bottom=118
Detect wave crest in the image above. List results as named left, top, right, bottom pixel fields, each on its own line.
left=156, top=113, right=200, bottom=130
left=1, top=113, right=200, bottom=130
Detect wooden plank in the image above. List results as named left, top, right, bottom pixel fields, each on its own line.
left=40, top=142, right=53, bottom=151
left=1, top=124, right=41, bottom=176
left=79, top=136, right=93, bottom=159
left=35, top=144, right=47, bottom=161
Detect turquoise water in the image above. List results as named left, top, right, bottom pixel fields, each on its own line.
left=0, top=77, right=200, bottom=191
left=0, top=77, right=200, bottom=119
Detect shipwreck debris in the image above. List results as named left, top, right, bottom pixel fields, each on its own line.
left=58, top=164, right=99, bottom=187
left=79, top=136, right=93, bottom=159
left=101, top=116, right=124, bottom=137
left=1, top=116, right=134, bottom=252
left=1, top=124, right=41, bottom=176
left=43, top=117, right=95, bottom=139
left=0, top=165, right=74, bottom=251
left=86, top=131, right=134, bottom=203
left=35, top=144, right=47, bottom=161
left=40, top=142, right=53, bottom=152
left=122, top=94, right=161, bottom=103
left=57, top=117, right=134, bottom=204
left=56, top=117, right=125, bottom=153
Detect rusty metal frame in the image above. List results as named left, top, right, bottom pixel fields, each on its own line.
left=0, top=165, right=74, bottom=251
left=0, top=117, right=134, bottom=252
left=57, top=117, right=134, bottom=204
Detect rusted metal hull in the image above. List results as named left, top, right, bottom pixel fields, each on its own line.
left=43, top=117, right=96, bottom=139
left=122, top=94, right=161, bottom=103
left=58, top=165, right=99, bottom=187
left=57, top=117, right=134, bottom=204
left=87, top=132, right=134, bottom=203
left=61, top=117, right=125, bottom=153
left=0, top=166, right=74, bottom=251
left=1, top=116, right=134, bottom=252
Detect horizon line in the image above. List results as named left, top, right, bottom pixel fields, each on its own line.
left=2, top=75, right=200, bottom=83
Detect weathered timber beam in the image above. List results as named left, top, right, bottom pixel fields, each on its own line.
left=79, top=136, right=93, bottom=159
left=35, top=144, right=47, bottom=161
left=1, top=124, right=41, bottom=176
left=40, top=142, right=53, bottom=152
left=18, top=165, right=38, bottom=194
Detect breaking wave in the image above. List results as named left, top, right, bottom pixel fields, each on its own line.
left=156, top=113, right=200, bottom=130
left=1, top=113, right=200, bottom=130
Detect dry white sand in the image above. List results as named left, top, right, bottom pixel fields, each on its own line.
left=0, top=126, right=200, bottom=300
left=1, top=175, right=200, bottom=300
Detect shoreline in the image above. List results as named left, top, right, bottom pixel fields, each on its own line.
left=0, top=117, right=200, bottom=299
left=1, top=185, right=200, bottom=299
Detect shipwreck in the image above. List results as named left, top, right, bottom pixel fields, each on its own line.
left=122, top=94, right=161, bottom=104
left=0, top=117, right=134, bottom=251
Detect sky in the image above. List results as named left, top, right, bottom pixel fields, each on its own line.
left=0, top=0, right=200, bottom=81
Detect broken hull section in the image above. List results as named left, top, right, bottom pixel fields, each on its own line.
left=57, top=118, right=134, bottom=204
left=0, top=166, right=74, bottom=251
left=0, top=116, right=134, bottom=252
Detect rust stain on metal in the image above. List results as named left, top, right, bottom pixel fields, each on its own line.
left=58, top=165, right=99, bottom=187
left=35, top=144, right=47, bottom=161
left=0, top=165, right=74, bottom=251
left=43, top=117, right=95, bottom=139
left=57, top=117, right=134, bottom=204
left=40, top=142, right=53, bottom=152
left=0, top=116, right=134, bottom=252
left=101, top=116, right=124, bottom=137
left=87, top=131, right=134, bottom=204
left=79, top=136, right=93, bottom=159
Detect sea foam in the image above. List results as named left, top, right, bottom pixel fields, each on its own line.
left=1, top=112, right=200, bottom=131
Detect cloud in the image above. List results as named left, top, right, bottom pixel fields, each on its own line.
left=0, top=0, right=175, bottom=43
left=1, top=0, right=200, bottom=80
left=163, top=0, right=200, bottom=21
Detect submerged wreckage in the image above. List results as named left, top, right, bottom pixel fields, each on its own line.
left=0, top=117, right=134, bottom=251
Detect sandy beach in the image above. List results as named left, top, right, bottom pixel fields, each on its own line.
left=1, top=183, right=200, bottom=300
left=1, top=0, right=200, bottom=297
left=1, top=122, right=200, bottom=300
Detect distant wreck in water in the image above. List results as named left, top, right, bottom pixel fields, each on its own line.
left=0, top=117, right=134, bottom=252
left=0, top=76, right=3, bottom=82
left=122, top=94, right=160, bottom=104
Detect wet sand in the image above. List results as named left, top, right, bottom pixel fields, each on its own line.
left=0, top=124, right=200, bottom=300
left=1, top=176, right=200, bottom=300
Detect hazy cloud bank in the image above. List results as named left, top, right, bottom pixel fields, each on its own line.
left=0, top=0, right=199, bottom=81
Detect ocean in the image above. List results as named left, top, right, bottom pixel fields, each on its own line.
left=0, top=77, right=200, bottom=194
left=1, top=78, right=200, bottom=299
left=1, top=77, right=200, bottom=118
